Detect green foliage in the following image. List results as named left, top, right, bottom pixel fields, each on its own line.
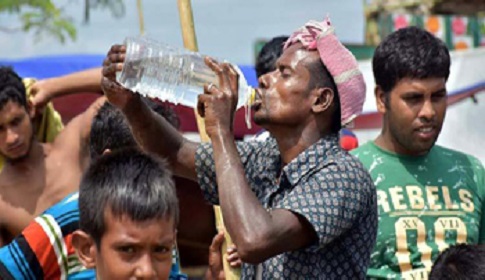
left=0, top=0, right=126, bottom=44
left=0, top=0, right=76, bottom=43
left=84, top=0, right=125, bottom=23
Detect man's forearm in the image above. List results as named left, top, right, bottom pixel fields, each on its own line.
left=211, top=131, right=275, bottom=259
left=122, top=96, right=197, bottom=180
left=212, top=132, right=317, bottom=263
left=41, top=67, right=103, bottom=98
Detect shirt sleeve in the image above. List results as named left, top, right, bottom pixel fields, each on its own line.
left=0, top=192, right=81, bottom=279
left=275, top=159, right=376, bottom=251
left=195, top=140, right=266, bottom=205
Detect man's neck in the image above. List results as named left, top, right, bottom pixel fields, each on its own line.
left=4, top=141, right=45, bottom=171
left=374, top=132, right=430, bottom=157
left=270, top=125, right=328, bottom=166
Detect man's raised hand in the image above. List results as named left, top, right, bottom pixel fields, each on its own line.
left=101, top=44, right=137, bottom=110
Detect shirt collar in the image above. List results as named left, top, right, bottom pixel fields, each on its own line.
left=282, top=133, right=341, bottom=186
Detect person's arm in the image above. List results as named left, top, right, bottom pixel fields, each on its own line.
left=0, top=193, right=81, bottom=279
left=51, top=96, right=106, bottom=170
left=197, top=58, right=316, bottom=264
left=101, top=44, right=198, bottom=180
left=30, top=67, right=103, bottom=111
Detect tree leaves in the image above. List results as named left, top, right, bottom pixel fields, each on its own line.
left=0, top=0, right=126, bottom=44
left=84, top=0, right=126, bottom=23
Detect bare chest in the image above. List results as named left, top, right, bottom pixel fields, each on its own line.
left=0, top=153, right=81, bottom=237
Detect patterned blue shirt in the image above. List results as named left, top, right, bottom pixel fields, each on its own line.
left=195, top=134, right=378, bottom=279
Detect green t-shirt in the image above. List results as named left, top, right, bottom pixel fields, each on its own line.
left=351, top=142, right=485, bottom=280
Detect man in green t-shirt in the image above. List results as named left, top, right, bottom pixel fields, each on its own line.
left=351, top=26, right=485, bottom=280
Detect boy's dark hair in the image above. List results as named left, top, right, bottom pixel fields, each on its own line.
left=79, top=148, right=179, bottom=247
left=144, top=98, right=180, bottom=130
left=430, top=244, right=485, bottom=280
left=372, top=26, right=450, bottom=99
left=306, top=59, right=341, bottom=133
left=0, top=67, right=28, bottom=110
left=89, top=99, right=179, bottom=160
left=255, top=36, right=289, bottom=78
left=89, top=102, right=137, bottom=160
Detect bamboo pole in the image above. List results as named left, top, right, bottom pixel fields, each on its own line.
left=136, top=0, right=145, bottom=35
left=176, top=1, right=241, bottom=279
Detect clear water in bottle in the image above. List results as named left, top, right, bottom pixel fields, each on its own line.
left=117, top=36, right=253, bottom=111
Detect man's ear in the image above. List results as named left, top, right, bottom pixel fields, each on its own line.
left=72, top=230, right=97, bottom=269
left=26, top=100, right=35, bottom=119
left=311, top=87, right=334, bottom=113
left=375, top=86, right=387, bottom=114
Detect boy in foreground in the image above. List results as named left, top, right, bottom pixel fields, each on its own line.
left=73, top=148, right=180, bottom=279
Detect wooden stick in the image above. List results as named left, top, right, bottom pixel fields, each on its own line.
left=176, top=0, right=241, bottom=279
left=136, top=0, right=145, bottom=35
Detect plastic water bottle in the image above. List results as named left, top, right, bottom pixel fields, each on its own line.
left=116, top=36, right=254, bottom=127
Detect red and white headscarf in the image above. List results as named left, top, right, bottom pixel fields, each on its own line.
left=284, top=17, right=366, bottom=127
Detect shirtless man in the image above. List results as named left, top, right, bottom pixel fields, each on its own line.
left=0, top=67, right=103, bottom=245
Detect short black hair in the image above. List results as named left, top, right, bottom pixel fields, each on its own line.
left=144, top=98, right=180, bottom=130
left=79, top=148, right=179, bottom=247
left=0, top=67, right=27, bottom=110
left=373, top=26, right=450, bottom=94
left=89, top=102, right=137, bottom=160
left=89, top=99, right=180, bottom=160
left=430, top=244, right=485, bottom=280
left=255, top=36, right=289, bottom=78
left=306, top=58, right=341, bottom=133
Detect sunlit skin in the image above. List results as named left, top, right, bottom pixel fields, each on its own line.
left=253, top=43, right=317, bottom=131
left=0, top=97, right=103, bottom=247
left=87, top=211, right=176, bottom=280
left=251, top=43, right=336, bottom=165
left=0, top=101, right=34, bottom=162
left=375, top=77, right=447, bottom=156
